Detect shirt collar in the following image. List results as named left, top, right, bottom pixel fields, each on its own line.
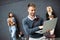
left=28, top=15, right=37, bottom=21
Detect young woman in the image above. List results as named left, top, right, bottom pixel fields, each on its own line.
left=7, top=12, right=17, bottom=40
left=46, top=6, right=57, bottom=39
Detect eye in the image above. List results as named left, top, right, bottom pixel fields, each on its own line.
left=31, top=10, right=33, bottom=11
left=31, top=9, right=36, bottom=11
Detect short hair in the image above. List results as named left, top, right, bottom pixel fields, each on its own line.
left=27, top=3, right=36, bottom=8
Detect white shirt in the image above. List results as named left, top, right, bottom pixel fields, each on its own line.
left=48, top=12, right=52, bottom=16
left=28, top=15, right=36, bottom=21
left=48, top=12, right=53, bottom=20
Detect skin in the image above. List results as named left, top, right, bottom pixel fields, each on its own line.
left=28, top=6, right=36, bottom=19
left=8, top=13, right=15, bottom=26
left=28, top=6, right=43, bottom=29
left=9, top=13, right=13, bottom=17
left=46, top=6, right=54, bottom=19
left=46, top=6, right=53, bottom=13
left=46, top=6, right=55, bottom=37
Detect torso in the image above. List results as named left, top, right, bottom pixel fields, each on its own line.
left=8, top=17, right=15, bottom=26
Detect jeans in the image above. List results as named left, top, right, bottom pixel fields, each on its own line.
left=9, top=25, right=16, bottom=40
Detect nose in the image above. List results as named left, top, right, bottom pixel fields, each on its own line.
left=33, top=11, right=35, bottom=13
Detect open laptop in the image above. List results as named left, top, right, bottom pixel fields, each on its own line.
left=36, top=18, right=58, bottom=34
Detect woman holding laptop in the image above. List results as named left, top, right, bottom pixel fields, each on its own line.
left=46, top=6, right=57, bottom=40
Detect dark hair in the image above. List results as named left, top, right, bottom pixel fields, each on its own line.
left=46, top=12, right=57, bottom=20
left=28, top=3, right=36, bottom=8
left=8, top=12, right=14, bottom=18
left=46, top=6, right=57, bottom=20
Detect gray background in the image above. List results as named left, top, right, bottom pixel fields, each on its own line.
left=0, top=0, right=60, bottom=40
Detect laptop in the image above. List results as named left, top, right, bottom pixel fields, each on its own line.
left=36, top=18, right=58, bottom=34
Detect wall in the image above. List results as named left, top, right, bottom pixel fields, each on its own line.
left=0, top=0, right=60, bottom=40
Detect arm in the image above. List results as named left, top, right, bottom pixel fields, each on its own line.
left=22, top=19, right=40, bottom=35
left=11, top=19, right=15, bottom=25
left=7, top=18, right=10, bottom=26
left=7, top=18, right=15, bottom=26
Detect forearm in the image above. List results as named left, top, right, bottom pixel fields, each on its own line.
left=29, top=27, right=40, bottom=34
left=23, top=24, right=40, bottom=35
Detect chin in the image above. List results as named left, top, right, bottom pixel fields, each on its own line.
left=30, top=13, right=35, bottom=16
left=32, top=14, right=35, bottom=16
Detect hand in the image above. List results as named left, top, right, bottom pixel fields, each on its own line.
left=39, top=26, right=43, bottom=29
left=20, top=32, right=23, bottom=35
left=49, top=15, right=54, bottom=18
left=46, top=29, right=51, bottom=32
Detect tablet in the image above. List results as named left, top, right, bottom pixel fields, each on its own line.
left=36, top=18, right=58, bottom=34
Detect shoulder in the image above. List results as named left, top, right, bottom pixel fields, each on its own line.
left=12, top=17, right=15, bottom=19
left=22, top=17, right=28, bottom=22
left=36, top=15, right=43, bottom=20
left=7, top=18, right=10, bottom=21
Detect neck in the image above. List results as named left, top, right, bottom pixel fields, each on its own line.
left=29, top=15, right=35, bottom=19
left=48, top=12, right=52, bottom=15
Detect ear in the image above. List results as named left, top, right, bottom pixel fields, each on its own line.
left=28, top=9, right=29, bottom=12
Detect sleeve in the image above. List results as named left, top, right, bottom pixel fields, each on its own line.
left=7, top=18, right=10, bottom=26
left=40, top=18, right=44, bottom=26
left=22, top=19, right=40, bottom=35
left=13, top=17, right=16, bottom=22
left=7, top=18, right=8, bottom=22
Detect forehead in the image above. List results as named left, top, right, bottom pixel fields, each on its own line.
left=28, top=6, right=36, bottom=9
left=47, top=6, right=52, bottom=9
left=10, top=13, right=13, bottom=15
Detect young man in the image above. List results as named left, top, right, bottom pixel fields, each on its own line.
left=22, top=3, right=45, bottom=40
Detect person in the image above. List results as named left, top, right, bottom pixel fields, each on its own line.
left=22, top=3, right=46, bottom=40
left=7, top=12, right=17, bottom=40
left=46, top=6, right=57, bottom=40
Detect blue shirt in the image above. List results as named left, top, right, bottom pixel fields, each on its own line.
left=22, top=15, right=43, bottom=38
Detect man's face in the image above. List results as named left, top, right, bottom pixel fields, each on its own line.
left=28, top=6, right=36, bottom=16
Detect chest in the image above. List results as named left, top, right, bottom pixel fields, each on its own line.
left=26, top=20, right=41, bottom=28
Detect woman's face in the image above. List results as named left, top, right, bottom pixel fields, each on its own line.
left=9, top=13, right=13, bottom=17
left=47, top=6, right=53, bottom=13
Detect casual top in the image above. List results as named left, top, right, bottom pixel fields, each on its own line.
left=7, top=17, right=16, bottom=26
left=22, top=15, right=43, bottom=38
left=46, top=12, right=57, bottom=35
left=46, top=12, right=56, bottom=20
